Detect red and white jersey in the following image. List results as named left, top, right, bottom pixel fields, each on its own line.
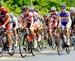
left=0, top=7, right=11, bottom=30
left=20, top=12, right=33, bottom=23
left=47, top=11, right=58, bottom=22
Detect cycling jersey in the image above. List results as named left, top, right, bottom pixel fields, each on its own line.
left=58, top=11, right=70, bottom=27
left=46, top=12, right=58, bottom=28
left=70, top=14, right=75, bottom=29
left=33, top=12, right=41, bottom=28
left=20, top=12, right=33, bottom=28
left=10, top=16, right=18, bottom=29
left=0, top=7, right=11, bottom=30
left=61, top=19, right=68, bottom=26
left=33, top=12, right=40, bottom=22
left=49, top=12, right=58, bottom=22
left=20, top=12, right=33, bottom=23
left=58, top=11, right=69, bottom=17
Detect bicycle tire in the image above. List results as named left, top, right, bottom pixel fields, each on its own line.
left=30, top=41, right=39, bottom=56
left=19, top=35, right=28, bottom=58
left=0, top=39, right=3, bottom=57
left=8, top=43, right=15, bottom=56
left=66, top=47, right=70, bottom=54
left=55, top=40, right=61, bottom=55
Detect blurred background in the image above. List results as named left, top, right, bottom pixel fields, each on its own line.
left=1, top=0, right=75, bottom=15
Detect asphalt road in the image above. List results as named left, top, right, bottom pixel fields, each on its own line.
left=0, top=47, right=75, bottom=61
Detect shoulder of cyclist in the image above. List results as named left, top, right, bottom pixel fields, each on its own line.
left=58, top=11, right=70, bottom=17
left=0, top=7, right=8, bottom=15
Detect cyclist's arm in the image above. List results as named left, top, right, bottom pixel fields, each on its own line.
left=20, top=17, right=25, bottom=28
left=66, top=16, right=72, bottom=28
left=55, top=16, right=59, bottom=27
left=57, top=16, right=61, bottom=28
left=30, top=16, right=34, bottom=27
left=13, top=17, right=18, bottom=29
left=3, top=13, right=10, bottom=26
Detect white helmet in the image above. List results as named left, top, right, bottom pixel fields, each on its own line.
left=9, top=13, right=14, bottom=17
left=51, top=7, right=56, bottom=11
left=70, top=7, right=75, bottom=12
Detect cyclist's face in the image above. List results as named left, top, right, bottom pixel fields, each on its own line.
left=51, top=10, right=56, bottom=13
left=51, top=10, right=55, bottom=12
left=61, top=8, right=66, bottom=12
left=70, top=12, right=75, bottom=15
left=30, top=10, right=34, bottom=13
left=24, top=10, right=29, bottom=15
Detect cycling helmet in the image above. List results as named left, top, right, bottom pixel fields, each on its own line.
left=51, top=7, right=56, bottom=11
left=34, top=8, right=38, bottom=12
left=70, top=7, right=75, bottom=12
left=29, top=7, right=34, bottom=11
left=22, top=6, right=29, bottom=11
left=9, top=13, right=14, bottom=17
left=60, top=4, right=66, bottom=8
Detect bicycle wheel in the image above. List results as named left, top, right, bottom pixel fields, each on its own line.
left=19, top=35, right=28, bottom=58
left=34, top=41, right=43, bottom=54
left=30, top=40, right=39, bottom=56
left=8, top=43, right=15, bottom=56
left=66, top=47, right=70, bottom=54
left=72, top=40, right=75, bottom=50
left=52, top=37, right=56, bottom=50
left=0, top=39, right=3, bottom=57
left=55, top=40, right=61, bottom=55
left=73, top=45, right=75, bottom=50
left=8, top=34, right=15, bottom=56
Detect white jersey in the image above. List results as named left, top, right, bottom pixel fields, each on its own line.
left=33, top=12, right=39, bottom=18
left=10, top=16, right=18, bottom=29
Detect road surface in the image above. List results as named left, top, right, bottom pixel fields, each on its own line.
left=0, top=47, right=75, bottom=61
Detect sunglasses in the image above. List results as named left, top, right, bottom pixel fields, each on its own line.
left=51, top=10, right=55, bottom=12
left=61, top=8, right=66, bottom=9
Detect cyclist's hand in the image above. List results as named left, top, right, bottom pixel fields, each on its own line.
left=53, top=27, right=57, bottom=30
left=2, top=25, right=5, bottom=28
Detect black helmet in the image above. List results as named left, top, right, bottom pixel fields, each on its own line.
left=22, top=6, right=29, bottom=11
left=43, top=14, right=47, bottom=18
left=34, top=8, right=38, bottom=12
left=0, top=3, right=2, bottom=7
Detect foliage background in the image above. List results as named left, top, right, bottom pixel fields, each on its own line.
left=1, top=0, right=75, bottom=16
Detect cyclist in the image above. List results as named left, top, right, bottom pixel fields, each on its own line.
left=70, top=7, right=75, bottom=29
left=29, top=7, right=43, bottom=48
left=29, top=7, right=42, bottom=41
left=20, top=6, right=37, bottom=48
left=46, top=7, right=58, bottom=46
left=9, top=13, right=19, bottom=47
left=58, top=4, right=72, bottom=46
left=0, top=3, right=13, bottom=53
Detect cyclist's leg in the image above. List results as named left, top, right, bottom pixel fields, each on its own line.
left=5, top=24, right=13, bottom=52
left=37, top=25, right=42, bottom=42
left=5, top=31, right=13, bottom=52
left=66, top=20, right=71, bottom=46
left=66, top=28, right=71, bottom=46
left=48, top=29, right=53, bottom=45
left=13, top=29, right=19, bottom=47
left=49, top=22, right=54, bottom=41
left=73, top=25, right=75, bottom=35
left=29, top=24, right=37, bottom=49
left=55, top=29, right=60, bottom=41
